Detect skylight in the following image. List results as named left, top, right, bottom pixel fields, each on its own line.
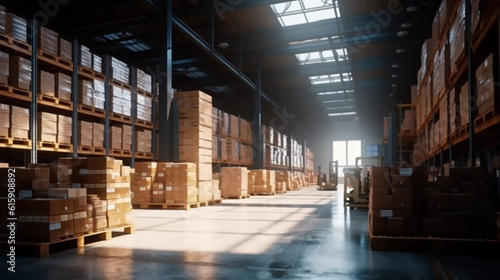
left=271, top=0, right=340, bottom=27
left=309, top=73, right=352, bottom=85
left=321, top=99, right=355, bottom=104
left=317, top=89, right=354, bottom=96
left=101, top=32, right=151, bottom=52
left=328, top=112, right=356, bottom=117
left=296, top=48, right=348, bottom=65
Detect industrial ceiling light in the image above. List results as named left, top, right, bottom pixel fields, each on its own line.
left=392, top=57, right=400, bottom=68
left=401, top=14, right=412, bottom=28
left=392, top=73, right=398, bottom=78
left=397, top=29, right=409, bottom=37
left=406, top=0, right=418, bottom=12
left=396, top=42, right=405, bottom=53
left=218, top=35, right=230, bottom=49
left=391, top=83, right=397, bottom=87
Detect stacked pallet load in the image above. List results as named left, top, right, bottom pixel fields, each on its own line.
left=369, top=166, right=497, bottom=250
left=110, top=84, right=132, bottom=120
left=247, top=171, right=255, bottom=195
left=78, top=79, right=105, bottom=113
left=167, top=163, right=199, bottom=206
left=276, top=171, right=292, bottom=192
left=9, top=55, right=31, bottom=91
left=221, top=167, right=248, bottom=199
left=249, top=169, right=275, bottom=195
left=5, top=12, right=28, bottom=43
left=400, top=107, right=416, bottom=134
left=475, top=53, right=495, bottom=117
left=0, top=51, right=8, bottom=86
left=135, top=129, right=152, bottom=156
left=70, top=157, right=133, bottom=228
left=175, top=91, right=213, bottom=203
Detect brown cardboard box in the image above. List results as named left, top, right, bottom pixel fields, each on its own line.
left=404, top=218, right=420, bottom=235
left=369, top=187, right=392, bottom=210
left=450, top=194, right=476, bottom=211
left=60, top=213, right=75, bottom=237
left=78, top=121, right=93, bottom=147
left=38, top=26, right=58, bottom=55
left=428, top=193, right=450, bottom=212
left=87, top=157, right=119, bottom=170
left=107, top=213, right=132, bottom=227
left=370, top=167, right=390, bottom=188
left=422, top=218, right=447, bottom=236
left=6, top=13, right=27, bottom=42
left=221, top=167, right=248, bottom=197
left=59, top=38, right=72, bottom=62
left=369, top=214, right=387, bottom=235
left=391, top=175, right=412, bottom=189
left=392, top=188, right=412, bottom=210
left=9, top=56, right=31, bottom=90
left=56, top=73, right=72, bottom=100
left=106, top=197, right=132, bottom=215
left=18, top=198, right=74, bottom=215
left=93, top=216, right=107, bottom=230
left=18, top=215, right=63, bottom=241
left=387, top=217, right=405, bottom=236
left=74, top=214, right=93, bottom=234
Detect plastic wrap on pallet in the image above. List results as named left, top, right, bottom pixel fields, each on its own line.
left=137, top=68, right=152, bottom=93
left=0, top=6, right=6, bottom=34
left=92, top=54, right=102, bottom=73
left=59, top=38, right=72, bottom=61
left=55, top=73, right=71, bottom=101
left=39, top=26, right=58, bottom=55
left=9, top=56, right=31, bottom=91
left=80, top=45, right=92, bottom=69
left=111, top=57, right=129, bottom=84
left=6, top=13, right=27, bottom=42
left=122, top=88, right=132, bottom=117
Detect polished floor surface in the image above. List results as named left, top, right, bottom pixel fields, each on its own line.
left=1, top=185, right=499, bottom=279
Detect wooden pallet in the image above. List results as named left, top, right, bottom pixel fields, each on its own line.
left=449, top=51, right=467, bottom=86
left=136, top=202, right=201, bottom=210
left=110, top=112, right=132, bottom=123
left=0, top=32, right=32, bottom=52
left=369, top=227, right=500, bottom=252
left=0, top=83, right=32, bottom=100
left=251, top=192, right=276, bottom=196
left=0, top=137, right=31, bottom=149
left=78, top=104, right=106, bottom=118
left=135, top=151, right=153, bottom=158
left=222, top=194, right=250, bottom=199
left=135, top=119, right=153, bottom=128
left=78, top=66, right=105, bottom=80
left=38, top=141, right=73, bottom=152
left=275, top=191, right=286, bottom=194
left=38, top=49, right=73, bottom=68
left=450, top=124, right=469, bottom=143
left=0, top=224, right=134, bottom=257
left=136, top=88, right=154, bottom=98
left=208, top=199, right=223, bottom=205
left=110, top=79, right=132, bottom=90
left=110, top=148, right=124, bottom=156
left=474, top=107, right=496, bottom=128
left=78, top=145, right=93, bottom=153
left=93, top=147, right=105, bottom=154
left=38, top=94, right=72, bottom=108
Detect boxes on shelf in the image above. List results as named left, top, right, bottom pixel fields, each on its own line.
left=135, top=129, right=152, bottom=153
left=0, top=6, right=5, bottom=34
left=137, top=93, right=152, bottom=122
left=93, top=122, right=104, bottom=148
left=0, top=103, right=9, bottom=137
left=6, top=13, right=27, bottom=42
left=0, top=51, right=9, bottom=85
left=449, top=3, right=465, bottom=75
left=111, top=57, right=129, bottom=84
left=119, top=124, right=132, bottom=151
left=476, top=53, right=494, bottom=116
left=59, top=38, right=72, bottom=62
left=58, top=115, right=72, bottom=144
left=9, top=56, right=31, bottom=91
left=37, top=112, right=57, bottom=143
left=110, top=126, right=122, bottom=150
left=38, top=26, right=59, bottom=55
left=137, top=68, right=152, bottom=93
left=92, top=54, right=102, bottom=73
left=9, top=105, right=29, bottom=139
left=79, top=45, right=92, bottom=69
left=39, top=70, right=55, bottom=96
left=78, top=121, right=93, bottom=147
left=56, top=73, right=72, bottom=100
left=432, top=42, right=450, bottom=97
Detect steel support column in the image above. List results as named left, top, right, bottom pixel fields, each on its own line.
left=388, top=110, right=397, bottom=166
left=72, top=38, right=79, bottom=157
left=130, top=67, right=137, bottom=167
left=103, top=55, right=111, bottom=156
left=159, top=0, right=174, bottom=162
left=253, top=61, right=263, bottom=169
left=30, top=19, right=38, bottom=164
left=151, top=76, right=157, bottom=161
left=465, top=0, right=475, bottom=166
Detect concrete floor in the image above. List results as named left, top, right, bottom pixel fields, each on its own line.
left=1, top=185, right=499, bottom=279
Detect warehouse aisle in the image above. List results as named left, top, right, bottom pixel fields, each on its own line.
left=1, top=186, right=499, bottom=279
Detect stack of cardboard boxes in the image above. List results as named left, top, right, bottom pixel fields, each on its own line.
left=5, top=12, right=27, bottom=42
left=0, top=51, right=9, bottom=85
left=111, top=57, right=129, bottom=84
left=0, top=103, right=9, bottom=137
left=110, top=85, right=132, bottom=117
left=59, top=38, right=72, bottom=62
left=37, top=112, right=58, bottom=143
left=135, top=129, right=152, bottom=154
left=369, top=166, right=496, bottom=238
left=176, top=91, right=213, bottom=202
left=276, top=171, right=292, bottom=192
left=38, top=26, right=58, bottom=55
left=110, top=126, right=122, bottom=150
left=9, top=105, right=29, bottom=139
left=58, top=115, right=72, bottom=144
left=249, top=169, right=275, bottom=195
left=56, top=73, right=71, bottom=101
left=167, top=163, right=199, bottom=203
left=71, top=157, right=132, bottom=228
left=9, top=56, right=31, bottom=91
left=78, top=79, right=105, bottom=110
left=476, top=53, right=495, bottom=116
left=136, top=92, right=152, bottom=123
left=221, top=167, right=248, bottom=198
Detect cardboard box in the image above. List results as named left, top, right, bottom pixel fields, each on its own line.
left=369, top=214, right=387, bottom=235
left=38, top=26, right=58, bottom=55
left=56, top=72, right=72, bottom=100
left=422, top=218, right=447, bottom=236
left=428, top=193, right=450, bottom=212
left=370, top=167, right=390, bottom=188
left=59, top=38, right=72, bottom=61
left=107, top=213, right=132, bottom=227
left=6, top=13, right=27, bottom=42
left=18, top=215, right=63, bottom=241
left=369, top=187, right=392, bottom=210
left=9, top=56, right=31, bottom=90
left=387, top=217, right=405, bottom=236
left=392, top=188, right=412, bottom=210
left=450, top=194, right=476, bottom=211
left=93, top=216, right=107, bottom=230
left=18, top=198, right=74, bottom=215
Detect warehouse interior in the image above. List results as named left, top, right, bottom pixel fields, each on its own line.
left=0, top=0, right=499, bottom=279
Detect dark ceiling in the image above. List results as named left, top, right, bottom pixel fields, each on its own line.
left=1, top=0, right=441, bottom=140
